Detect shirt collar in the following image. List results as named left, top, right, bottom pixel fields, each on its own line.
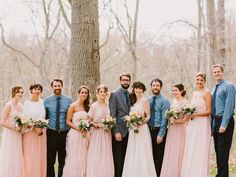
left=217, top=79, right=225, bottom=86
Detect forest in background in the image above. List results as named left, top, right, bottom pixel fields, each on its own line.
left=0, top=0, right=236, bottom=105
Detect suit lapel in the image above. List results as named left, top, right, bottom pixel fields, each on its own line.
left=118, top=89, right=129, bottom=112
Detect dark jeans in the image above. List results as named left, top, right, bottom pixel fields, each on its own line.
left=213, top=117, right=234, bottom=177
left=149, top=127, right=166, bottom=177
left=112, top=133, right=129, bottom=177
left=46, top=129, right=68, bottom=177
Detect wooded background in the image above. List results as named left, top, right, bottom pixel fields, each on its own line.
left=0, top=0, right=236, bottom=104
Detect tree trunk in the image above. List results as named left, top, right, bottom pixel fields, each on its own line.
left=70, top=0, right=100, bottom=100
left=206, top=0, right=217, bottom=88
left=197, top=0, right=202, bottom=72
left=216, top=0, right=226, bottom=64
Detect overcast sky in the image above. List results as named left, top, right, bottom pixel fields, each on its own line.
left=0, top=0, right=235, bottom=40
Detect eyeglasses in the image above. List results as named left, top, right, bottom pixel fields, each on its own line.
left=17, top=91, right=24, bottom=94
left=121, top=79, right=130, bottom=82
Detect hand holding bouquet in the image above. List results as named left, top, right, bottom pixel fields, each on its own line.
left=182, top=104, right=197, bottom=120
left=32, top=119, right=49, bottom=136
left=125, top=112, right=144, bottom=133
left=166, top=109, right=180, bottom=125
left=101, top=115, right=116, bottom=132
left=78, top=119, right=92, bottom=138
left=14, top=114, right=33, bottom=133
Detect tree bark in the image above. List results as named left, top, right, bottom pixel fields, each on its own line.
left=70, top=0, right=100, bottom=100
left=206, top=0, right=217, bottom=88
left=216, top=0, right=226, bottom=64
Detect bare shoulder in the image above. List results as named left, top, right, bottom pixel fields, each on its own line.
left=142, top=97, right=149, bottom=104
left=203, top=89, right=211, bottom=97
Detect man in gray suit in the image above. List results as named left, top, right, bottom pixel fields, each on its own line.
left=109, top=73, right=131, bottom=177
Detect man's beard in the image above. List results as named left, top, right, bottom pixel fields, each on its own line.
left=121, top=84, right=130, bottom=89
left=54, top=89, right=62, bottom=95
left=152, top=89, right=160, bottom=95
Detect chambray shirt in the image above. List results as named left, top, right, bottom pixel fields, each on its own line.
left=148, top=94, right=170, bottom=137
left=212, top=80, right=235, bottom=128
left=44, top=94, right=72, bottom=131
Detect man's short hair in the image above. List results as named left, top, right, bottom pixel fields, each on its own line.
left=119, top=73, right=131, bottom=81
left=51, top=79, right=63, bottom=87
left=212, top=64, right=224, bottom=72
left=150, top=78, right=163, bottom=87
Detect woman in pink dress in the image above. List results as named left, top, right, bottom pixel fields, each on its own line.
left=86, top=85, right=114, bottom=177
left=22, top=83, right=46, bottom=177
left=160, top=83, right=188, bottom=177
left=0, top=86, right=24, bottom=177
left=181, top=73, right=212, bottom=177
left=63, top=85, right=90, bottom=177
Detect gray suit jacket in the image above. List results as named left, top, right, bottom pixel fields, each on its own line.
left=109, top=87, right=131, bottom=137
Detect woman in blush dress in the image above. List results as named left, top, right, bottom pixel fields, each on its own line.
left=22, top=83, right=46, bottom=177
left=160, top=83, right=188, bottom=177
left=0, top=86, right=24, bottom=177
left=122, top=81, right=157, bottom=177
left=86, top=85, right=114, bottom=177
left=62, top=85, right=90, bottom=177
left=181, top=73, right=212, bottom=177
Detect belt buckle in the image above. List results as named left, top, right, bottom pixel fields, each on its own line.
left=57, top=130, right=61, bottom=134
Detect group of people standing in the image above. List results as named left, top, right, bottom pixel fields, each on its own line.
left=0, top=63, right=235, bottom=177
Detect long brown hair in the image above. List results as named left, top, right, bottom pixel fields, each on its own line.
left=130, top=81, right=146, bottom=105
left=78, top=85, right=90, bottom=112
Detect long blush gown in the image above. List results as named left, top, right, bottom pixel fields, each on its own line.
left=63, top=111, right=89, bottom=177
left=181, top=91, right=211, bottom=177
left=22, top=99, right=46, bottom=177
left=122, top=100, right=157, bottom=177
left=86, top=102, right=114, bottom=177
left=0, top=101, right=23, bottom=177
left=160, top=99, right=188, bottom=177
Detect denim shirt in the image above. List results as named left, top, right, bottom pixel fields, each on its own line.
left=44, top=94, right=73, bottom=131
left=212, top=80, right=235, bottom=128
left=148, top=94, right=170, bottom=137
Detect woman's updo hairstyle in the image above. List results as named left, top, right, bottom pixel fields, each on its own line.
left=173, top=83, right=186, bottom=97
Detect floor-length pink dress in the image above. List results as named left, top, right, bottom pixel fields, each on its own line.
left=22, top=99, right=46, bottom=177
left=86, top=102, right=114, bottom=177
left=0, top=101, right=23, bottom=177
left=181, top=91, right=211, bottom=177
left=63, top=111, right=89, bottom=177
left=160, top=99, right=188, bottom=177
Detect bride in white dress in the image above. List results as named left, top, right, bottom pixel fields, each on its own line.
left=122, top=81, right=157, bottom=177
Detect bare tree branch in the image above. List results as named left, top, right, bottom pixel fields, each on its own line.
left=0, top=24, right=38, bottom=67
left=100, top=24, right=113, bottom=49
left=169, top=20, right=198, bottom=30
left=58, top=0, right=71, bottom=29
left=48, top=8, right=61, bottom=41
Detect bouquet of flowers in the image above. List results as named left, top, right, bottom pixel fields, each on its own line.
left=182, top=104, right=197, bottom=115
left=14, top=114, right=33, bottom=133
left=125, top=112, right=144, bottom=133
left=33, top=119, right=49, bottom=129
left=78, top=119, right=92, bottom=138
left=101, top=115, right=116, bottom=132
left=166, top=109, right=180, bottom=119
left=165, top=109, right=180, bottom=125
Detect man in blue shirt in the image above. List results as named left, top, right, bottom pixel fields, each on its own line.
left=212, top=64, right=235, bottom=177
left=148, top=78, right=170, bottom=177
left=44, top=79, right=72, bottom=177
